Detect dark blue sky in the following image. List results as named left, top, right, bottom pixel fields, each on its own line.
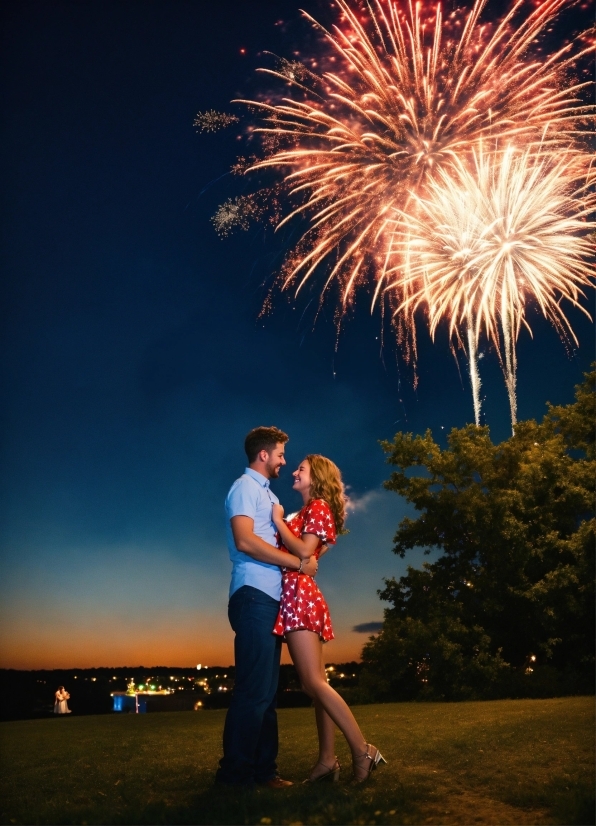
left=1, top=0, right=593, bottom=668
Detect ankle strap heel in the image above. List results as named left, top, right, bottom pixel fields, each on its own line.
left=352, top=744, right=387, bottom=784
left=303, top=757, right=341, bottom=784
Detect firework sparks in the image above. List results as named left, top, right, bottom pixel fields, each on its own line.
left=235, top=0, right=592, bottom=354
left=211, top=190, right=282, bottom=237
left=212, top=195, right=260, bottom=236
left=389, top=142, right=596, bottom=428
left=194, top=110, right=239, bottom=133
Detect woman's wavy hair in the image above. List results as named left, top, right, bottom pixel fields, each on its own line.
left=306, top=454, right=347, bottom=534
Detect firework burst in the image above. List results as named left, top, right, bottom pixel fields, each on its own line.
left=390, top=142, right=596, bottom=428
left=194, top=110, right=239, bottom=133
left=235, top=0, right=592, bottom=359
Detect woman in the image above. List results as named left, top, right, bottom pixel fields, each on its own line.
left=272, top=454, right=386, bottom=784
left=54, top=686, right=71, bottom=715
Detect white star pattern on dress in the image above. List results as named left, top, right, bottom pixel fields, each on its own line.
left=272, top=499, right=336, bottom=642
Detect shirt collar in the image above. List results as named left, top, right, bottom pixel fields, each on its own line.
left=245, top=467, right=271, bottom=488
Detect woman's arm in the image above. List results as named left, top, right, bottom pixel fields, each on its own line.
left=272, top=505, right=319, bottom=559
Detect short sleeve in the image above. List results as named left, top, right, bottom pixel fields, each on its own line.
left=226, top=477, right=258, bottom=520
left=302, top=499, right=337, bottom=545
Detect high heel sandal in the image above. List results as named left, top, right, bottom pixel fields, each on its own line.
left=302, top=757, right=341, bottom=784
left=351, top=744, right=387, bottom=784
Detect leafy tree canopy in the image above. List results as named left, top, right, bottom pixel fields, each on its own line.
left=361, top=368, right=595, bottom=701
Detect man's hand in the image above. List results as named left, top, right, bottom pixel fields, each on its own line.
left=301, top=556, right=318, bottom=577
left=231, top=515, right=299, bottom=569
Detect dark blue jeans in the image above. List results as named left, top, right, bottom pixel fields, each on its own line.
left=215, top=585, right=282, bottom=785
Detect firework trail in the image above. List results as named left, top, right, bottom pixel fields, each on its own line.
left=390, top=142, right=596, bottom=428
left=234, top=0, right=592, bottom=371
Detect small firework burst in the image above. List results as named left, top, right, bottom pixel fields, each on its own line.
left=193, top=110, right=239, bottom=133
left=211, top=190, right=282, bottom=237
left=211, top=195, right=262, bottom=236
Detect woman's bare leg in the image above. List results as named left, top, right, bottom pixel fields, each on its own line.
left=313, top=645, right=336, bottom=766
left=314, top=700, right=336, bottom=766
left=287, top=629, right=366, bottom=758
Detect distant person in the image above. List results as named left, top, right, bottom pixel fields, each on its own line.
left=215, top=426, right=318, bottom=788
left=53, top=686, right=71, bottom=715
left=271, top=455, right=386, bottom=784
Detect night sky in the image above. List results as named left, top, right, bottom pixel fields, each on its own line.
left=1, top=0, right=593, bottom=669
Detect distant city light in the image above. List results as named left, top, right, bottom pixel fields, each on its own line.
left=197, top=664, right=202, bottom=670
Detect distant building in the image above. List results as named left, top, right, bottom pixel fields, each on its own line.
left=111, top=690, right=198, bottom=713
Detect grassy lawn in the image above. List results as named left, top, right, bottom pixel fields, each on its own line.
left=0, top=697, right=593, bottom=825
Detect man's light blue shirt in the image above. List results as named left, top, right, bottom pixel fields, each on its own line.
left=225, top=467, right=282, bottom=602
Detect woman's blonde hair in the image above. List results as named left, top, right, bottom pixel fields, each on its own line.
left=306, top=454, right=347, bottom=534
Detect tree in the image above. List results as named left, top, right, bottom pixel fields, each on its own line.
left=360, top=369, right=595, bottom=700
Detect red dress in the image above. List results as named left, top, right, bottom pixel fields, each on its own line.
left=273, top=499, right=337, bottom=642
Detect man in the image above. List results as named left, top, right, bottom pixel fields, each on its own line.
left=215, top=426, right=318, bottom=788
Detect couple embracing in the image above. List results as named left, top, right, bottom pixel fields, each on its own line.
left=215, top=426, right=386, bottom=788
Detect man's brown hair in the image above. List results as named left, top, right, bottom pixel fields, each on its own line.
left=244, top=426, right=289, bottom=463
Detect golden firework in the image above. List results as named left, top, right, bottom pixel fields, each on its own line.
left=389, top=142, right=595, bottom=427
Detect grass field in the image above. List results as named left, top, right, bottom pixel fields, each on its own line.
left=0, top=697, right=593, bottom=825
